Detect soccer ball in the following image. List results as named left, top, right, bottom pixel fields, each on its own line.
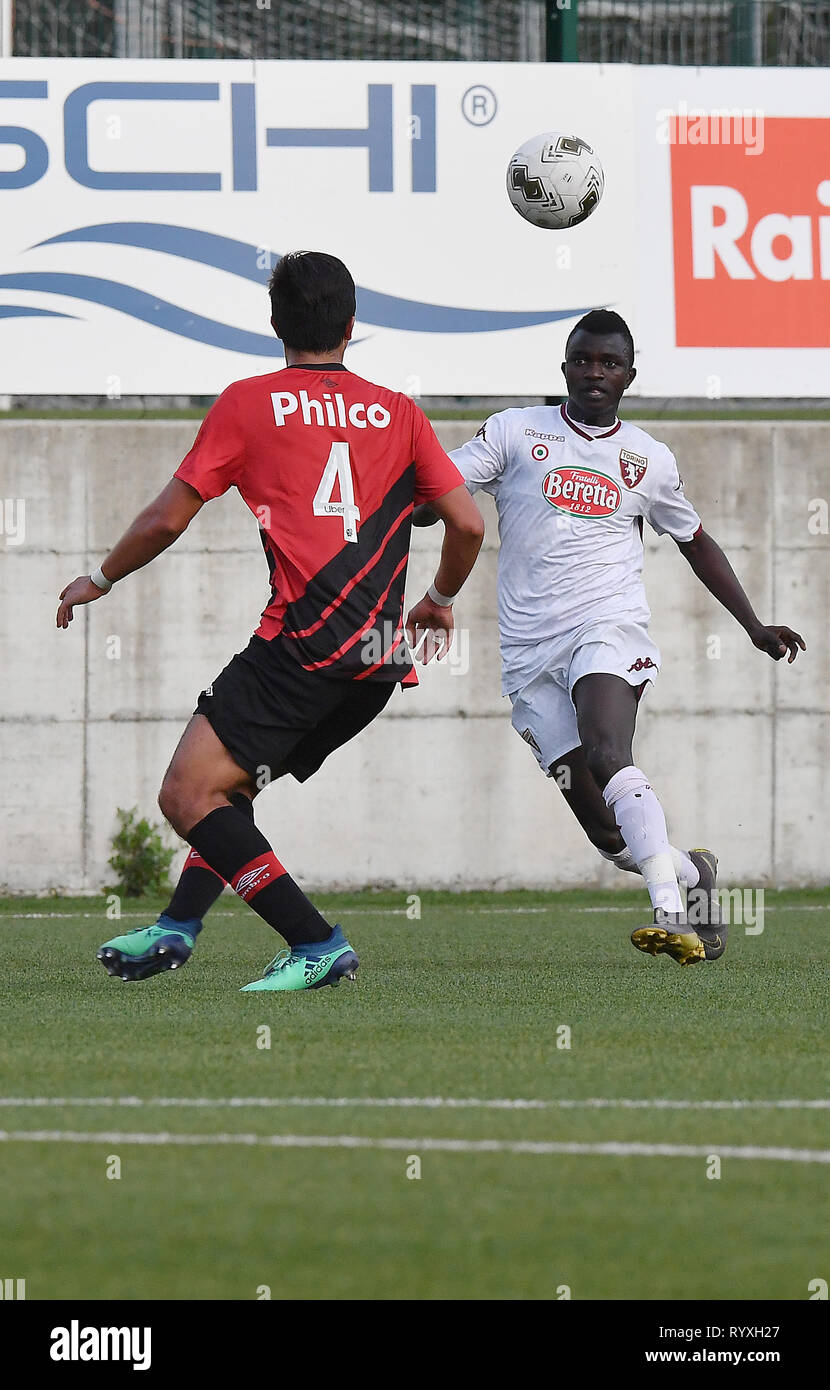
left=506, top=132, right=604, bottom=230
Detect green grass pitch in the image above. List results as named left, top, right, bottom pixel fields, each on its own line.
left=1, top=889, right=827, bottom=1301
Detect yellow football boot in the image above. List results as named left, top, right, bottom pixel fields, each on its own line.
left=631, top=909, right=706, bottom=966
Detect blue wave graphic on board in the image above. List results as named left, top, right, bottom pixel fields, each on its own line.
left=0, top=304, right=77, bottom=321
left=36, top=222, right=589, bottom=335
left=0, top=273, right=285, bottom=356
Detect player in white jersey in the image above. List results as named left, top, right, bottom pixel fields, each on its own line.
left=409, top=311, right=805, bottom=965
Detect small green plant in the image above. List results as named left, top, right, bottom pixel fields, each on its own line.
left=107, top=807, right=176, bottom=898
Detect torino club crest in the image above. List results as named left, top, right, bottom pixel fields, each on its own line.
left=619, top=449, right=648, bottom=489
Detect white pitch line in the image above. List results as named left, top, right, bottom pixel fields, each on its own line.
left=0, top=1096, right=827, bottom=1111
left=4, top=911, right=246, bottom=921
left=0, top=1130, right=827, bottom=1163
left=4, top=903, right=829, bottom=920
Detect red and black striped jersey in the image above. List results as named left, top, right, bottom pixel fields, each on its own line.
left=175, top=363, right=463, bottom=682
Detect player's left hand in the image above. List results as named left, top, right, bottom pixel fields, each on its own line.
left=405, top=594, right=454, bottom=663
left=750, top=624, right=806, bottom=663
left=56, top=575, right=108, bottom=629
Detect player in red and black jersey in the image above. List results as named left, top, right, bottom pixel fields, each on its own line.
left=57, top=252, right=484, bottom=992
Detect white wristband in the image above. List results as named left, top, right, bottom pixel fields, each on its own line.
left=427, top=582, right=455, bottom=607
left=90, top=565, right=113, bottom=593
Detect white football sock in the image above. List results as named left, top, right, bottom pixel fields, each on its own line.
left=602, top=842, right=700, bottom=889
left=603, top=765, right=685, bottom=916
left=671, top=846, right=700, bottom=889
left=599, top=845, right=639, bottom=874
left=603, top=834, right=697, bottom=889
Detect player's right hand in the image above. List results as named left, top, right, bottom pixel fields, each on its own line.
left=405, top=593, right=454, bottom=663
left=56, top=575, right=108, bottom=629
left=750, top=624, right=806, bottom=662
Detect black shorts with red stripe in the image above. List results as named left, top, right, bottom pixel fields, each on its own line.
left=196, top=635, right=396, bottom=785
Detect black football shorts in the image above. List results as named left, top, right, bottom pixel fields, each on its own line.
left=195, top=635, right=396, bottom=785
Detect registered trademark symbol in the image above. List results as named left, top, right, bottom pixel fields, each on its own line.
left=461, top=85, right=497, bottom=127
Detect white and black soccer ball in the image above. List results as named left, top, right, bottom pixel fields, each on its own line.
left=506, top=132, right=604, bottom=230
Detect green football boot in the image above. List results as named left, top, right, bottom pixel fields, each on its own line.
left=97, top=915, right=201, bottom=981
left=240, top=924, right=358, bottom=993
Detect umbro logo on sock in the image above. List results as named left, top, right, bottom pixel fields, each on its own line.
left=235, top=864, right=272, bottom=900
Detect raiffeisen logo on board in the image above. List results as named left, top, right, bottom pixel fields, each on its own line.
left=671, top=118, right=830, bottom=347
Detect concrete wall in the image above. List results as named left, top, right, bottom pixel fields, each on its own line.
left=0, top=419, right=827, bottom=893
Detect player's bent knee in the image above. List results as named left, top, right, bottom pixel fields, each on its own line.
left=588, top=824, right=625, bottom=855
left=158, top=775, right=195, bottom=837
left=582, top=738, right=629, bottom=788
left=157, top=780, right=177, bottom=829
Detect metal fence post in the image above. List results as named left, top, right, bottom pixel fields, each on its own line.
left=0, top=0, right=13, bottom=56
left=546, top=0, right=579, bottom=62
left=731, top=0, right=763, bottom=65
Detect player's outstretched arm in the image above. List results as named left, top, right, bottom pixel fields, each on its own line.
left=405, top=484, right=485, bottom=663
left=56, top=478, right=204, bottom=629
left=676, top=527, right=806, bottom=663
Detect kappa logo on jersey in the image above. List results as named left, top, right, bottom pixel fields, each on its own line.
left=531, top=443, right=549, bottom=462
left=524, top=428, right=565, bottom=442
left=619, top=449, right=648, bottom=489
left=542, top=466, right=621, bottom=517
left=627, top=656, right=657, bottom=673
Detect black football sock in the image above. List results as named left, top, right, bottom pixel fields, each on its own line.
left=185, top=803, right=332, bottom=949
left=164, top=793, right=254, bottom=924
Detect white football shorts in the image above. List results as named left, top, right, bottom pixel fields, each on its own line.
left=508, top=621, right=661, bottom=774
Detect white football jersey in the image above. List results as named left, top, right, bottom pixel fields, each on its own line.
left=450, top=404, right=702, bottom=694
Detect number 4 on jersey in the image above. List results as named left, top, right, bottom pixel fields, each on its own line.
left=313, top=442, right=360, bottom=543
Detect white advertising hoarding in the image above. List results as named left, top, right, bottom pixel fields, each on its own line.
left=1, top=59, right=828, bottom=396
left=635, top=65, right=830, bottom=398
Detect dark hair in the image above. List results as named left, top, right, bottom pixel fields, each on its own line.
left=268, top=251, right=356, bottom=353
left=566, top=309, right=635, bottom=366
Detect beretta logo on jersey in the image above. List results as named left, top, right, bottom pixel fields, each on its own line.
left=542, top=467, right=621, bottom=517
left=619, top=449, right=648, bottom=488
